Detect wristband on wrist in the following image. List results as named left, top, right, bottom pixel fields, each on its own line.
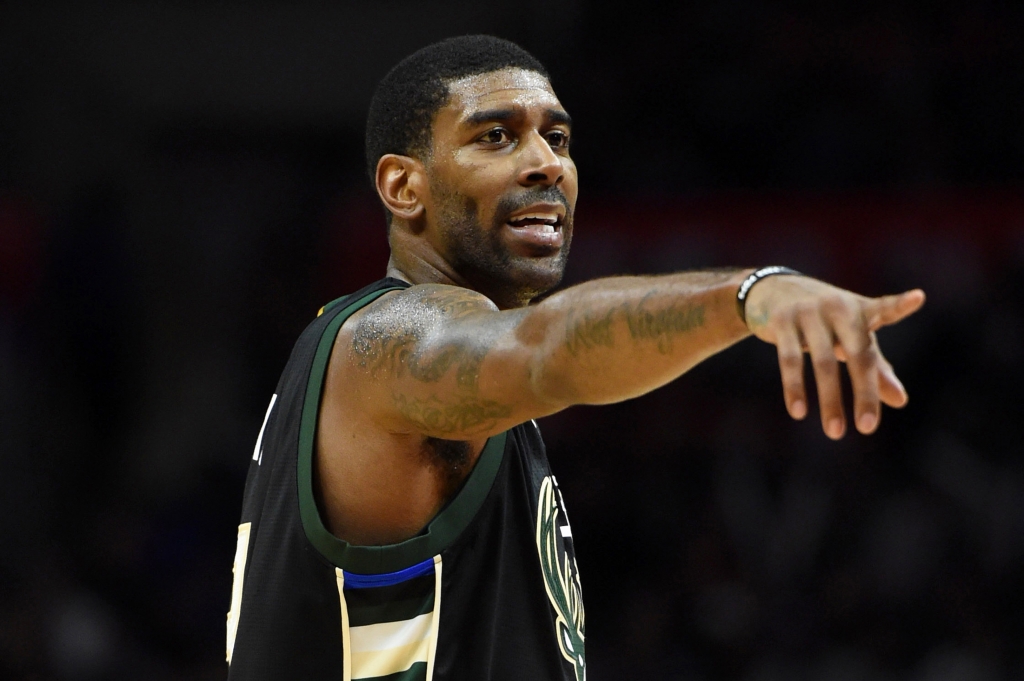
left=736, top=266, right=802, bottom=325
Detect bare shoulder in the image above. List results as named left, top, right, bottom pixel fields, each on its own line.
left=356, top=283, right=498, bottom=332
left=340, top=284, right=499, bottom=376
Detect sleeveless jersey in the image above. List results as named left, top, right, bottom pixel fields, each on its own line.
left=226, top=278, right=586, bottom=680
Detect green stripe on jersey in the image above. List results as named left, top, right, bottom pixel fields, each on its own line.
left=360, top=661, right=428, bottom=681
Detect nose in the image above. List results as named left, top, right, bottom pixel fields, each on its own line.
left=517, top=132, right=564, bottom=188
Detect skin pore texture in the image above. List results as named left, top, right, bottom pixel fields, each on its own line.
left=314, top=67, right=925, bottom=547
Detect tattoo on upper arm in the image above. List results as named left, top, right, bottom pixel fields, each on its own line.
left=351, top=289, right=489, bottom=385
left=393, top=393, right=512, bottom=435
left=563, top=292, right=706, bottom=356
left=349, top=287, right=513, bottom=433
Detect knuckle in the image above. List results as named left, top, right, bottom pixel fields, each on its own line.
left=812, top=354, right=837, bottom=371
left=778, top=348, right=802, bottom=365
left=856, top=378, right=880, bottom=395
left=843, top=342, right=876, bottom=368
left=784, top=380, right=804, bottom=394
left=782, top=352, right=806, bottom=368
left=795, top=302, right=817, bottom=320
left=855, top=344, right=878, bottom=365
left=774, top=307, right=796, bottom=325
left=827, top=296, right=865, bottom=326
left=820, top=294, right=846, bottom=315
left=781, top=357, right=803, bottom=372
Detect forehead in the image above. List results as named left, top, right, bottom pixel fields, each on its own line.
left=441, top=68, right=563, bottom=121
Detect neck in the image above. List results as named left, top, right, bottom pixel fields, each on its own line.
left=384, top=249, right=467, bottom=289
left=385, top=224, right=535, bottom=310
left=383, top=224, right=466, bottom=287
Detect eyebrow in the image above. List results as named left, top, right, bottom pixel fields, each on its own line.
left=463, top=107, right=573, bottom=128
left=548, top=109, right=573, bottom=127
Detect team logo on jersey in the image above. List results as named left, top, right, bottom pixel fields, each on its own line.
left=536, top=476, right=586, bottom=680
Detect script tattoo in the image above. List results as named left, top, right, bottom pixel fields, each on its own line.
left=350, top=287, right=512, bottom=435
left=623, top=293, right=705, bottom=354
left=564, top=307, right=616, bottom=357
left=563, top=292, right=706, bottom=356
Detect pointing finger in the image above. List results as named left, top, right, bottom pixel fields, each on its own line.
left=865, top=289, right=926, bottom=331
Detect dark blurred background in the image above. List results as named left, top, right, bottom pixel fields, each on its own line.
left=1, top=1, right=1022, bottom=679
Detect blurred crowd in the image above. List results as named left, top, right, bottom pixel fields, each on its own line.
left=2, top=1, right=1024, bottom=679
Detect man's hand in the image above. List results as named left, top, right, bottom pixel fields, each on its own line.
left=743, top=275, right=926, bottom=440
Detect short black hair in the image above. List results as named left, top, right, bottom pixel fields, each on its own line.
left=365, top=35, right=549, bottom=186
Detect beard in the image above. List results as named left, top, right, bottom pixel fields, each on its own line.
left=430, top=180, right=573, bottom=309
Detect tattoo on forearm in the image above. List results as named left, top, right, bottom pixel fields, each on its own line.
left=563, top=293, right=706, bottom=356
left=393, top=393, right=512, bottom=435
left=564, top=307, right=616, bottom=356
left=624, top=294, right=705, bottom=353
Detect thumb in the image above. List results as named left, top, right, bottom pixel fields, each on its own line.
left=866, top=289, right=926, bottom=331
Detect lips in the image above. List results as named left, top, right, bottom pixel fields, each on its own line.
left=503, top=205, right=565, bottom=250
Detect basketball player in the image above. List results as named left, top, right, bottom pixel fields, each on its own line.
left=225, top=36, right=924, bottom=680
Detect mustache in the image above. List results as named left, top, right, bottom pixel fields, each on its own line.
left=494, top=186, right=572, bottom=223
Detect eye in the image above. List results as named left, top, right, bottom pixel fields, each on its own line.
left=546, top=130, right=570, bottom=149
left=479, top=128, right=512, bottom=146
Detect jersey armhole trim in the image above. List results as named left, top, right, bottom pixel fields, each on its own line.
left=297, top=284, right=508, bottom=574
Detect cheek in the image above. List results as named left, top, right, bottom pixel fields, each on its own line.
left=451, top=169, right=511, bottom=219
left=561, top=161, right=579, bottom=193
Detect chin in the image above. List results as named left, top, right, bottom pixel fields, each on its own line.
left=448, top=231, right=571, bottom=307
left=484, top=255, right=567, bottom=307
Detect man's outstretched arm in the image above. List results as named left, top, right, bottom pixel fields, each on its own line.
left=343, top=269, right=924, bottom=441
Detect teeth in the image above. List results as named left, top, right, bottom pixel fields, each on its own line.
left=510, top=213, right=559, bottom=225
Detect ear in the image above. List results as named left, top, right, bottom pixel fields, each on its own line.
left=375, top=154, right=426, bottom=226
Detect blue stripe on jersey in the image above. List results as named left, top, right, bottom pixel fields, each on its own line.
left=343, top=557, right=435, bottom=589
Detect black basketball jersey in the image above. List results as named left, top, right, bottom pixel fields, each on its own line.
left=226, top=278, right=586, bottom=681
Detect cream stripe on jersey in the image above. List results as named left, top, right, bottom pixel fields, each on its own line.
left=335, top=568, right=354, bottom=681
left=424, top=555, right=443, bottom=681
left=226, top=522, right=251, bottom=664
left=349, top=613, right=433, bottom=653
left=350, top=638, right=431, bottom=678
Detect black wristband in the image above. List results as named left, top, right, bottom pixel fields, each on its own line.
left=736, top=266, right=802, bottom=325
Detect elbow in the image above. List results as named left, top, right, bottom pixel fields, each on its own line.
left=517, top=308, right=578, bottom=410
left=529, top=358, right=577, bottom=409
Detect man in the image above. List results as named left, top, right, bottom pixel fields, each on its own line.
left=225, top=36, right=924, bottom=680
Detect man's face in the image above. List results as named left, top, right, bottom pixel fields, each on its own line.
left=421, top=68, right=577, bottom=308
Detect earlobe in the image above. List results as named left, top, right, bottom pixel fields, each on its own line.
left=376, top=154, right=425, bottom=226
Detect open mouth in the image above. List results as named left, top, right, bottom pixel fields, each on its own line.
left=500, top=201, right=567, bottom=252
left=506, top=212, right=563, bottom=233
